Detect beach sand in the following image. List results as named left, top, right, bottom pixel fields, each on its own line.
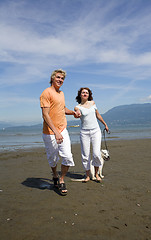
left=0, top=139, right=151, bottom=240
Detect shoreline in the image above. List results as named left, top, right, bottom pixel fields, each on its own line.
left=0, top=136, right=151, bottom=153
left=1, top=139, right=151, bottom=240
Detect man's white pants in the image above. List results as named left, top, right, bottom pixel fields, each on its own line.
left=43, top=128, right=75, bottom=168
left=80, top=127, right=102, bottom=171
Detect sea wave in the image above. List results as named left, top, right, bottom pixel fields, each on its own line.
left=0, top=124, right=151, bottom=152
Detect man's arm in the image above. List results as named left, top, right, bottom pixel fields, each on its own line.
left=65, top=107, right=81, bottom=118
left=65, top=107, right=75, bottom=115
left=42, top=107, right=63, bottom=143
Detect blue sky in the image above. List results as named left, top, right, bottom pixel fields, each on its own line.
left=0, top=0, right=151, bottom=125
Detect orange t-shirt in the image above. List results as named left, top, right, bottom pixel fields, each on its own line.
left=40, top=87, right=67, bottom=134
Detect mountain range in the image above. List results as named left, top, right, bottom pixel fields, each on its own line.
left=0, top=103, right=151, bottom=129
left=102, top=103, right=151, bottom=126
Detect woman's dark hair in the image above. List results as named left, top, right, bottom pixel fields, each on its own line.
left=75, top=87, right=93, bottom=104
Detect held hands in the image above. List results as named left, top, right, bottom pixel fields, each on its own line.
left=74, top=110, right=81, bottom=118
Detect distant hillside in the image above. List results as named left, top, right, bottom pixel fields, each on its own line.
left=2, top=124, right=42, bottom=131
left=102, top=103, right=151, bottom=126
left=0, top=103, right=151, bottom=130
left=0, top=121, right=13, bottom=129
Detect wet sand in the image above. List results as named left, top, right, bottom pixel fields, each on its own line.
left=0, top=139, right=151, bottom=240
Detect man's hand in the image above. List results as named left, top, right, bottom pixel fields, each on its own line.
left=55, top=132, right=63, bottom=144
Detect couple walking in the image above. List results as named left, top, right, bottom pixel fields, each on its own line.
left=40, top=69, right=109, bottom=195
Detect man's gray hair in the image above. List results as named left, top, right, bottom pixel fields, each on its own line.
left=50, top=69, right=66, bottom=84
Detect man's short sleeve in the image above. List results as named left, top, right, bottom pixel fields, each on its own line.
left=40, top=89, right=50, bottom=108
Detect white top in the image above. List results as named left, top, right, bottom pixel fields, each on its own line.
left=76, top=104, right=99, bottom=130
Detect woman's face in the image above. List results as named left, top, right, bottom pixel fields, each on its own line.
left=80, top=89, right=89, bottom=101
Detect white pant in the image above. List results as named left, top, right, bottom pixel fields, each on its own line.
left=80, top=127, right=102, bottom=171
left=43, top=128, right=75, bottom=168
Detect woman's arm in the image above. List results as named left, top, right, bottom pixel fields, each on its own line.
left=95, top=109, right=109, bottom=132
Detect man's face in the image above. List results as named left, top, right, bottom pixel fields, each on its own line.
left=52, top=73, right=65, bottom=89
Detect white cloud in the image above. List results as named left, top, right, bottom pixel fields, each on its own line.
left=1, top=0, right=151, bottom=69
left=140, top=95, right=151, bottom=102
left=0, top=0, right=151, bottom=123
left=87, top=83, right=137, bottom=90
left=0, top=96, right=38, bottom=107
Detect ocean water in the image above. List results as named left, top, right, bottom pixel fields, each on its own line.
left=0, top=123, right=151, bottom=152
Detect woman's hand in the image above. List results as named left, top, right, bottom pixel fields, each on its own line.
left=105, top=125, right=109, bottom=133
left=74, top=109, right=81, bottom=118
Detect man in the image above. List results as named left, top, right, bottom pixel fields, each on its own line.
left=40, top=69, right=79, bottom=195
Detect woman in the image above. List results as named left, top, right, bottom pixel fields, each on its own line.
left=75, top=87, right=109, bottom=182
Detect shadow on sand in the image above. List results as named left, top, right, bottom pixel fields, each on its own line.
left=21, top=177, right=52, bottom=190
left=21, top=171, right=85, bottom=195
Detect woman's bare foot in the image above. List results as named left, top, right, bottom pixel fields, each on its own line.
left=95, top=174, right=102, bottom=182
left=82, top=176, right=90, bottom=183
